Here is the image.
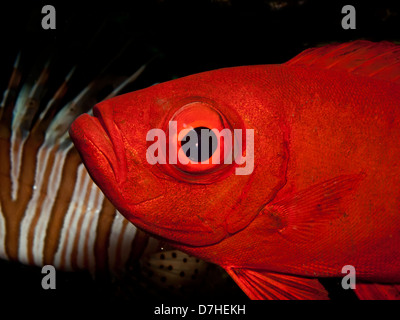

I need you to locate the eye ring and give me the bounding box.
[159,99,238,183]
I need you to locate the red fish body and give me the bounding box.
[70,41,400,299]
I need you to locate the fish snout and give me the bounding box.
[91,103,165,208]
[92,104,128,185]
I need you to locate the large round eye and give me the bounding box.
[164,100,236,181]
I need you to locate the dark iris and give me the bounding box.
[181,126,217,162]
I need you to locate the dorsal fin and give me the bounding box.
[285,40,400,84]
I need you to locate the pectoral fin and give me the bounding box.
[261,174,365,242]
[225,267,329,300]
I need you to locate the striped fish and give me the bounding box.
[0,51,160,274]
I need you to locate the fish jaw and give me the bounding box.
[92,104,128,186]
[69,112,123,206]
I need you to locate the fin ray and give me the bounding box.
[286,40,400,84]
[355,283,400,300]
[262,174,364,243]
[226,267,329,300]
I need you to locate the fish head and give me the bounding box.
[69,66,287,247]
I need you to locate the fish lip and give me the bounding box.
[69,113,120,190]
[92,104,128,185]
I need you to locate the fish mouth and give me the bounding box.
[92,104,128,184]
[69,107,126,200]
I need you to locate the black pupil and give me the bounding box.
[181,127,217,162]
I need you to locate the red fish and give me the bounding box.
[69,41,400,300]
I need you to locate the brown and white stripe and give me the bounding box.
[0,53,159,275]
